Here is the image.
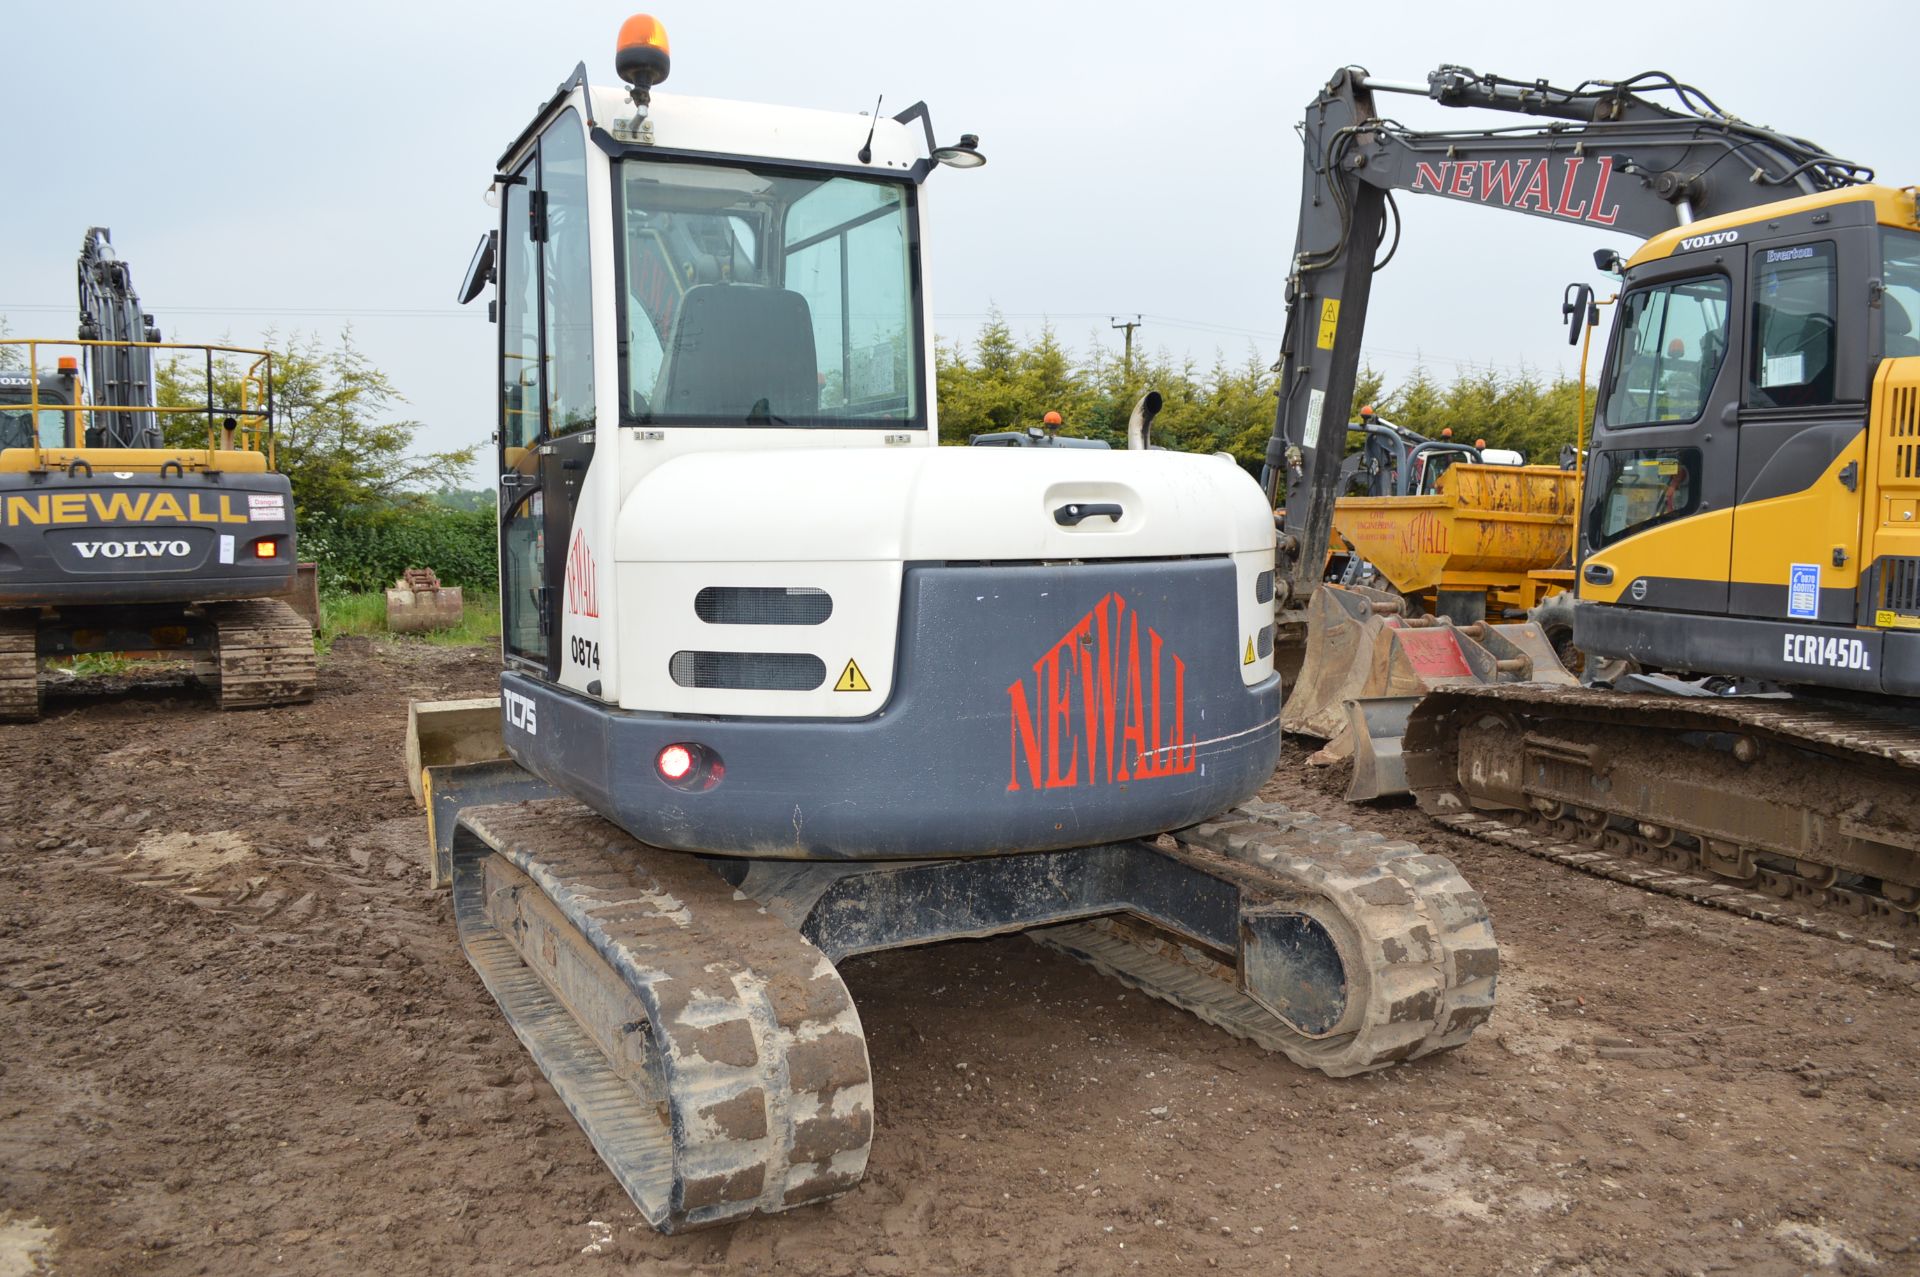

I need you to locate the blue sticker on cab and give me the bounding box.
[1788,563,1820,619]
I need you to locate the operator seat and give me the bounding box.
[656,285,819,421]
[1885,294,1920,358]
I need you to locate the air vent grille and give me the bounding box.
[1894,384,1918,479]
[1254,570,1275,604]
[669,651,826,691]
[1882,556,1920,617]
[695,587,832,626]
[1257,624,1275,659]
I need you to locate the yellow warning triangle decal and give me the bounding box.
[1243,636,1257,666]
[834,659,872,692]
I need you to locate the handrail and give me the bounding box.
[0,337,276,473]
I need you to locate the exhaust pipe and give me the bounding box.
[1126,390,1163,450]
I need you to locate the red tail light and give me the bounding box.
[656,742,723,790]
[657,743,694,781]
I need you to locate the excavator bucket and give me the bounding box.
[405,697,553,888]
[405,696,508,804]
[1282,585,1575,796]
[1345,695,1421,802]
[386,568,466,633]
[1282,586,1408,741]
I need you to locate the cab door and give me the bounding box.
[532,112,598,689]
[1727,235,1870,624]
[1581,249,1744,614]
[498,154,550,674]
[497,108,598,681]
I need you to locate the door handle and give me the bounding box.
[1583,563,1613,585]
[1054,502,1124,527]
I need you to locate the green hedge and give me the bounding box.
[301,505,497,594]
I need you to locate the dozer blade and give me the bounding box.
[405,696,509,805]
[1344,695,1421,801]
[450,800,874,1233]
[419,757,554,888]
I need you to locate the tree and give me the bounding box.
[933,319,1596,473]
[157,330,479,524]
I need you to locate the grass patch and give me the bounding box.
[319,590,501,651]
[45,652,141,677]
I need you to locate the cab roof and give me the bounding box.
[500,68,927,180]
[1629,183,1920,268]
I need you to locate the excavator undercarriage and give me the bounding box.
[0,598,315,720]
[1405,685,1920,956]
[418,720,1498,1230]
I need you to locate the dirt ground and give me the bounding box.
[1,641,1916,1277]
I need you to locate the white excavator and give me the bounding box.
[407,15,1497,1232]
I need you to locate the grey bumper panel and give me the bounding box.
[504,559,1282,860]
[1576,601,1920,695]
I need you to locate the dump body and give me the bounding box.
[1331,462,1576,615]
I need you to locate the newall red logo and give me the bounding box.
[1410,155,1622,226]
[1007,592,1195,791]
[565,528,597,617]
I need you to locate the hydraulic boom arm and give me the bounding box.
[75,227,163,448]
[1266,65,1870,608]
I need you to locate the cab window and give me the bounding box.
[541,116,595,435]
[0,404,68,449]
[1749,241,1836,407]
[500,173,542,453]
[1602,277,1729,426]
[615,160,921,427]
[1589,447,1703,549]
[1881,228,1920,359]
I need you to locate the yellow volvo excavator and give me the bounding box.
[1266,66,1919,946]
[0,230,315,717]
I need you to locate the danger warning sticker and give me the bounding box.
[834,659,871,692]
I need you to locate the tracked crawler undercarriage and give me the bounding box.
[433,779,1496,1232]
[0,599,314,720]
[1404,684,1920,956]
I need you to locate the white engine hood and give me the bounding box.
[614,446,1274,564]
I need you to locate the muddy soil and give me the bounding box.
[1,643,1916,1276]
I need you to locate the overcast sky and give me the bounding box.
[0,0,1901,483]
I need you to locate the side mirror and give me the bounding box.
[1562,282,1596,347]
[458,231,497,305]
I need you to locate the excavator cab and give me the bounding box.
[1575,186,1920,694]
[0,369,76,450]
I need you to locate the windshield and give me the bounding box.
[0,399,70,449]
[1884,228,1920,359]
[615,159,921,428]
